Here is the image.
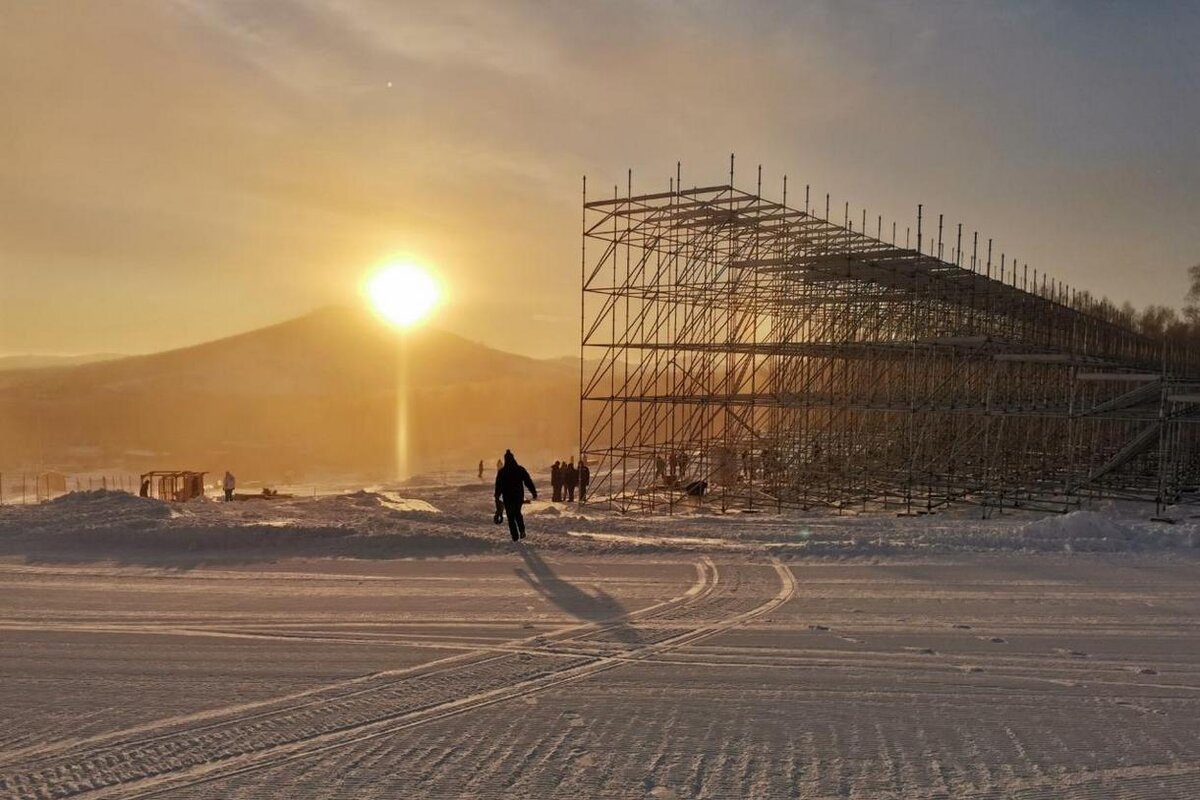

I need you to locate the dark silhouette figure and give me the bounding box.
[495,449,537,541]
[478,460,484,481]
[563,457,578,502]
[578,460,590,503]
[550,460,563,502]
[139,478,150,498]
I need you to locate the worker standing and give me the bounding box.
[563,458,579,502]
[222,471,236,502]
[578,459,590,503]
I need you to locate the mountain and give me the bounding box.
[0,307,579,481]
[0,353,123,371]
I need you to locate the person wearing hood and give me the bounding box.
[550,460,563,502]
[494,449,537,541]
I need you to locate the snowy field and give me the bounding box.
[1,487,1198,798]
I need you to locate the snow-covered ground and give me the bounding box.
[0,487,1198,798]
[1,482,1197,560]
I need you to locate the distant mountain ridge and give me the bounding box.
[0,307,579,480]
[0,353,124,371]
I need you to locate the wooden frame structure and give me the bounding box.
[140,471,207,503]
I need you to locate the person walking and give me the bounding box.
[550,460,563,502]
[495,449,537,541]
[222,471,236,502]
[578,459,590,503]
[563,457,578,502]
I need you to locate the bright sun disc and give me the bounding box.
[366,262,439,327]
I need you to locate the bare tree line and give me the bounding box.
[1075,263,1200,343]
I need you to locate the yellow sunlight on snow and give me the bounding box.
[365,261,441,328]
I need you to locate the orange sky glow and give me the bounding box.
[2,1,1198,359]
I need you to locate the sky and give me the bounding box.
[1,0,1198,359]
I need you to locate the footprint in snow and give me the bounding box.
[648,787,678,800]
[809,624,830,631]
[952,624,972,629]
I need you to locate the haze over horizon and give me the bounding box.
[3,0,1198,359]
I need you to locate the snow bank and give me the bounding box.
[1013,510,1198,552]
[1021,510,1133,542]
[0,489,171,535]
[1,486,1196,559]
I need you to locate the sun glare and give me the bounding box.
[366,261,440,328]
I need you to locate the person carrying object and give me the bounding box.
[494,449,537,541]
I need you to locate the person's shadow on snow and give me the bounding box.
[515,546,640,646]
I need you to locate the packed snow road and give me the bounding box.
[2,548,1198,799]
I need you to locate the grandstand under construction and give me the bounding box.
[579,162,1200,515]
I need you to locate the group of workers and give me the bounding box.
[550,458,589,503]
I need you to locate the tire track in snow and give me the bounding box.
[0,559,795,800]
[0,557,712,771]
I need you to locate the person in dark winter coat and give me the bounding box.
[563,457,579,502]
[578,460,590,503]
[550,460,563,502]
[495,449,537,541]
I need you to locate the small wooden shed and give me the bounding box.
[140,471,207,502]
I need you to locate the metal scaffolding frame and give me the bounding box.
[580,167,1200,515]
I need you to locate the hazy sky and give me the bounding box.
[2,1,1198,358]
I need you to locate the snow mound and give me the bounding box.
[325,490,440,514]
[49,488,168,511]
[1020,510,1132,541]
[0,489,172,538]
[378,492,440,514]
[1011,510,1195,552]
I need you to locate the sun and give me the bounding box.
[365,261,440,327]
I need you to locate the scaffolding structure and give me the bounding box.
[580,167,1200,514]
